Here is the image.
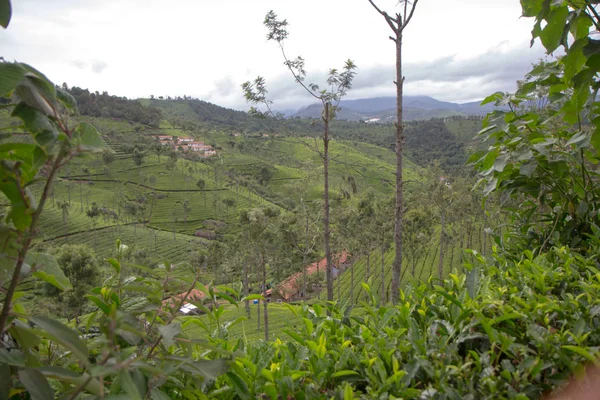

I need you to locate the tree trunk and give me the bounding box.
[381,245,386,304]
[323,104,333,301]
[350,261,354,305]
[391,30,405,305]
[438,210,445,280]
[244,263,250,318]
[263,255,269,341]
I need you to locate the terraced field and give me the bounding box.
[326,227,490,304]
[45,224,204,264]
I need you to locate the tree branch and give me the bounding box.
[403,0,419,28]
[367,0,400,33]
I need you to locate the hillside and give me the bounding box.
[291,95,506,122]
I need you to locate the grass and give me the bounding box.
[182,303,302,343]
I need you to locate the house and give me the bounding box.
[177,136,194,143]
[154,135,173,141]
[275,251,349,302]
[162,288,218,315]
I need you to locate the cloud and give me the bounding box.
[91,60,108,74]
[70,60,88,69]
[257,41,549,110]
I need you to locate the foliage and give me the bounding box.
[67,86,162,127]
[45,244,99,319]
[211,246,600,399]
[471,0,600,255]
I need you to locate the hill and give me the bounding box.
[291,95,505,122]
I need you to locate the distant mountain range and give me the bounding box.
[288,96,504,122]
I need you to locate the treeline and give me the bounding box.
[67,86,162,127]
[149,98,473,170]
[405,119,466,169]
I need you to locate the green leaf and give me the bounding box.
[157,323,181,348]
[562,345,597,362]
[183,359,227,381]
[86,295,111,315]
[539,6,569,53]
[9,321,40,354]
[566,130,588,146]
[73,122,108,152]
[56,87,78,111]
[592,120,600,152]
[30,316,89,365]
[11,103,59,147]
[520,162,538,177]
[0,63,24,96]
[119,371,143,400]
[150,390,172,400]
[38,367,101,396]
[484,177,498,196]
[18,369,54,400]
[482,149,499,170]
[27,252,71,291]
[493,153,509,172]
[0,349,25,367]
[481,92,504,106]
[106,258,121,273]
[520,0,542,17]
[226,371,250,400]
[14,75,56,116]
[0,363,10,400]
[466,267,479,299]
[0,0,11,28]
[332,370,359,378]
[241,294,265,302]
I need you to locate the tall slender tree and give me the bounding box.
[367,0,419,303]
[242,11,356,301]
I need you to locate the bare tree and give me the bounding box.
[242,10,356,301]
[367,0,419,304]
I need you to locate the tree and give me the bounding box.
[86,202,101,247]
[222,198,235,220]
[133,148,145,181]
[196,178,207,206]
[243,10,356,301]
[403,206,433,277]
[368,0,419,304]
[182,199,191,224]
[102,149,115,166]
[56,200,71,233]
[258,165,273,186]
[373,197,394,304]
[48,245,99,321]
[239,207,278,340]
[152,143,164,163]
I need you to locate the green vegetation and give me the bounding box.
[3,0,600,398]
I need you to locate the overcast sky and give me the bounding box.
[2,0,548,110]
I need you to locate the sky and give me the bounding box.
[2,0,549,111]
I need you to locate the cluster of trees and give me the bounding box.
[66,85,162,127]
[404,119,466,169]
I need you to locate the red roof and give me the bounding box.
[162,288,207,309]
[276,251,349,301]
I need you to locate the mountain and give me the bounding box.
[291,95,504,122]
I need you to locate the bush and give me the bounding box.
[211,246,600,399]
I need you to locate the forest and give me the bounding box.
[2,0,600,399]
